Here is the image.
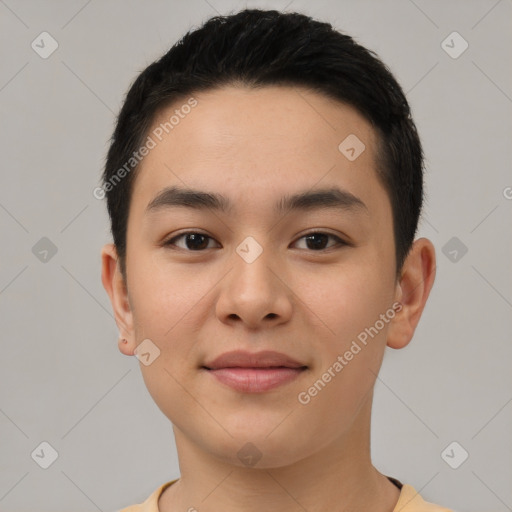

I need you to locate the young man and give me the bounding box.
[100,9,447,512]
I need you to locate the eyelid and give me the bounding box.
[291,230,348,250]
[164,230,219,249]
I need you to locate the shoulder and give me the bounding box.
[394,484,454,512]
[115,479,178,512]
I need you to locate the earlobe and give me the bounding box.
[117,336,135,356]
[386,238,436,350]
[101,243,135,355]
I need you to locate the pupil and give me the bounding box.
[187,234,208,250]
[306,233,327,250]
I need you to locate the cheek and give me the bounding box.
[304,260,390,341]
[129,253,210,336]
[129,264,206,421]
[301,257,394,395]
[296,277,391,435]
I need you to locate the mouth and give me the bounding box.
[201,350,308,393]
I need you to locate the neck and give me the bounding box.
[159,394,400,512]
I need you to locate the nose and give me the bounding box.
[215,242,293,330]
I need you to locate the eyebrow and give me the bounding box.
[145,185,369,216]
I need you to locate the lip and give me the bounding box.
[203,350,306,370]
[202,350,308,393]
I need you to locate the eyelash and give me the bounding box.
[163,231,348,252]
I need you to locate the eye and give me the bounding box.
[163,231,348,252]
[164,231,219,251]
[292,232,347,251]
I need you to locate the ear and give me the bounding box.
[386,237,436,350]
[101,243,135,356]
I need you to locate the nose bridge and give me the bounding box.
[216,233,292,327]
[232,234,277,296]
[235,234,266,266]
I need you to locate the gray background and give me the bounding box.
[1,0,511,511]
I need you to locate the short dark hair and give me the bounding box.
[102,8,424,282]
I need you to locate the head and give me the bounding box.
[101,9,435,468]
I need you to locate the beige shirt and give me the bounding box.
[117,477,454,512]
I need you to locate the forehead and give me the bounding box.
[129,85,389,223]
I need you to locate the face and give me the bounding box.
[106,85,407,467]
